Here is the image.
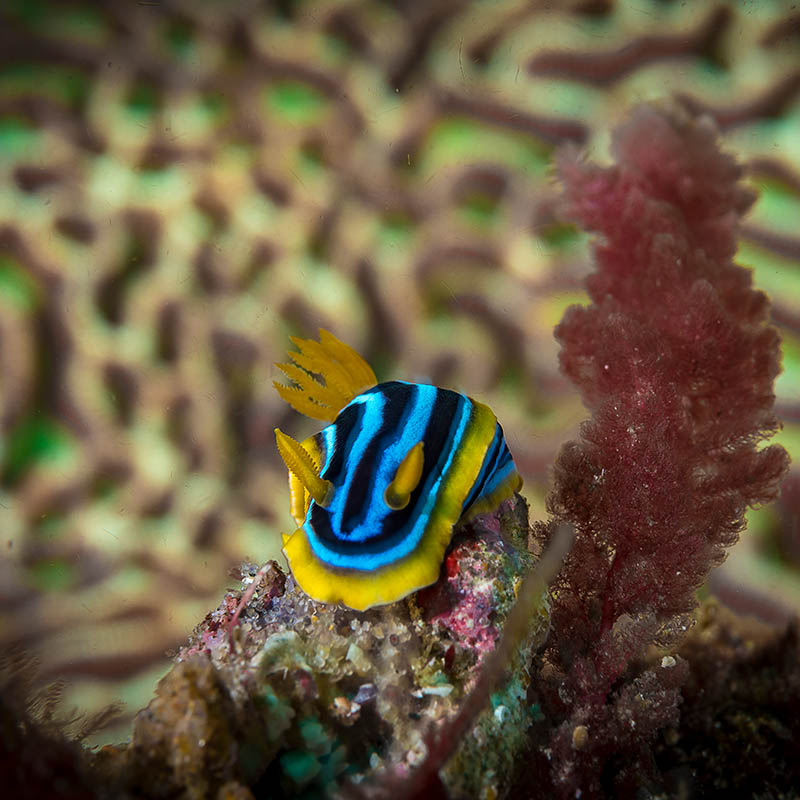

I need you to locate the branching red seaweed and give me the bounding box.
[530,103,790,797]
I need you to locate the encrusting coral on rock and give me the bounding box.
[92,494,549,799]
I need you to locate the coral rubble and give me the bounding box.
[92,495,548,799]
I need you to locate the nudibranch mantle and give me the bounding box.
[274,331,522,611]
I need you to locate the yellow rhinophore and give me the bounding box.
[384,441,425,510]
[274,428,333,509]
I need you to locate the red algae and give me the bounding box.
[528,103,790,797]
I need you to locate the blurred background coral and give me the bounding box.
[0,0,798,747]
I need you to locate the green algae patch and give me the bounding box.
[421,116,552,177]
[28,558,78,592]
[0,254,39,312]
[280,750,321,786]
[2,414,76,486]
[266,81,328,124]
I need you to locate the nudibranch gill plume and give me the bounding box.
[274,330,522,611]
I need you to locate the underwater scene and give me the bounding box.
[1,1,800,797]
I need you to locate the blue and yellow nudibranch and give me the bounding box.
[274,330,522,611]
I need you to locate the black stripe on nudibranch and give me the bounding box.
[374,385,468,542]
[339,382,415,535]
[321,402,358,482]
[308,382,477,556]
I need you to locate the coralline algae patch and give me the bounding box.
[92,495,549,799]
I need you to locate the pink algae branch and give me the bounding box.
[538,104,790,795]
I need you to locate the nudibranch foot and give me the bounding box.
[273,331,522,611]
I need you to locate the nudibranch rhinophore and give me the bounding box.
[274,330,522,611]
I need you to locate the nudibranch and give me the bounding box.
[273,330,522,611]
